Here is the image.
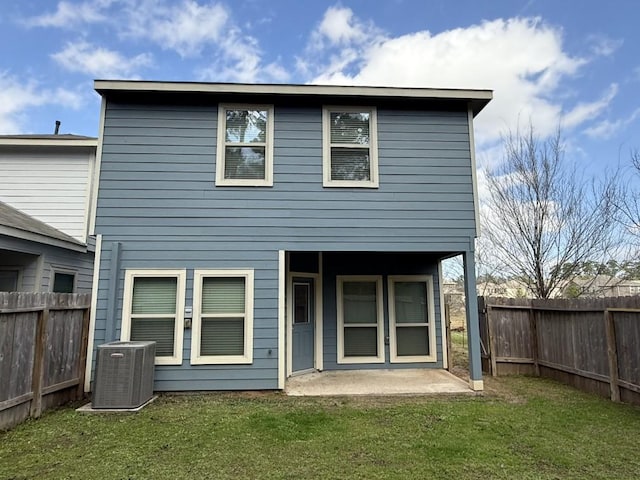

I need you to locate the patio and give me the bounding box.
[285,368,475,396]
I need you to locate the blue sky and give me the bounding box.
[1,0,639,175]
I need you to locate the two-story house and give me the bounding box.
[87,80,491,393]
[0,135,97,293]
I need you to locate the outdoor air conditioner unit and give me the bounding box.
[93,341,156,409]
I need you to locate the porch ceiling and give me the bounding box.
[285,369,474,396]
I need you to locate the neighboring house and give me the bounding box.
[564,275,640,298]
[476,279,532,298]
[87,80,492,393]
[0,135,97,293]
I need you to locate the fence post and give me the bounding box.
[529,307,540,376]
[30,307,48,418]
[604,309,621,402]
[486,304,497,376]
[76,307,91,400]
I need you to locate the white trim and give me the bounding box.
[387,275,437,363]
[94,80,493,105]
[287,271,321,377]
[278,250,286,389]
[84,234,102,392]
[0,138,97,147]
[469,379,484,391]
[336,275,384,364]
[121,269,186,365]
[215,104,274,187]
[322,106,379,188]
[89,98,106,236]
[316,252,323,371]
[81,150,96,243]
[190,269,254,365]
[49,266,77,293]
[467,108,480,237]
[438,262,448,370]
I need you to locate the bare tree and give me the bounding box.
[615,149,640,239]
[482,125,623,299]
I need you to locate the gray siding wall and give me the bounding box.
[94,100,476,390]
[0,236,94,293]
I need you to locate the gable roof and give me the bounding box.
[94,80,493,117]
[0,201,86,251]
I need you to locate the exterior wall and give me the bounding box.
[0,235,94,293]
[96,102,476,251]
[321,252,444,370]
[93,98,477,390]
[0,148,94,242]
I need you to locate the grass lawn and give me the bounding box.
[1,375,639,480]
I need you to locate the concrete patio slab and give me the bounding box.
[285,369,474,396]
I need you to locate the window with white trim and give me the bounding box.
[388,275,437,363]
[191,269,254,365]
[323,106,378,188]
[216,104,274,186]
[336,275,384,363]
[121,270,186,365]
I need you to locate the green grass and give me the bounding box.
[1,377,639,479]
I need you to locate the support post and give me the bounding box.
[30,308,48,418]
[529,307,540,376]
[604,309,620,402]
[463,250,483,391]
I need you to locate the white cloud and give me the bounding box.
[25,0,111,28]
[584,108,640,140]
[52,41,153,78]
[588,35,623,57]
[562,83,618,129]
[123,0,228,57]
[314,6,380,46]
[302,11,591,145]
[0,73,85,133]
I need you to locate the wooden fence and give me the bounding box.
[0,292,91,430]
[479,296,640,405]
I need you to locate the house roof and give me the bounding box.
[0,201,86,251]
[0,134,97,148]
[94,80,493,117]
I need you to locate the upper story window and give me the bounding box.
[216,104,274,187]
[323,106,378,188]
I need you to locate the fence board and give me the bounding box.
[480,296,640,406]
[0,293,90,431]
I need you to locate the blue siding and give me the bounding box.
[93,99,476,390]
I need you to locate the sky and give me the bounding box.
[1,0,639,176]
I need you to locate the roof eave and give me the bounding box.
[0,138,98,148]
[0,225,87,252]
[94,80,493,116]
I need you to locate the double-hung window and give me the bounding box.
[323,106,378,188]
[191,269,254,364]
[336,275,384,363]
[121,269,186,365]
[216,104,274,186]
[388,275,437,362]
